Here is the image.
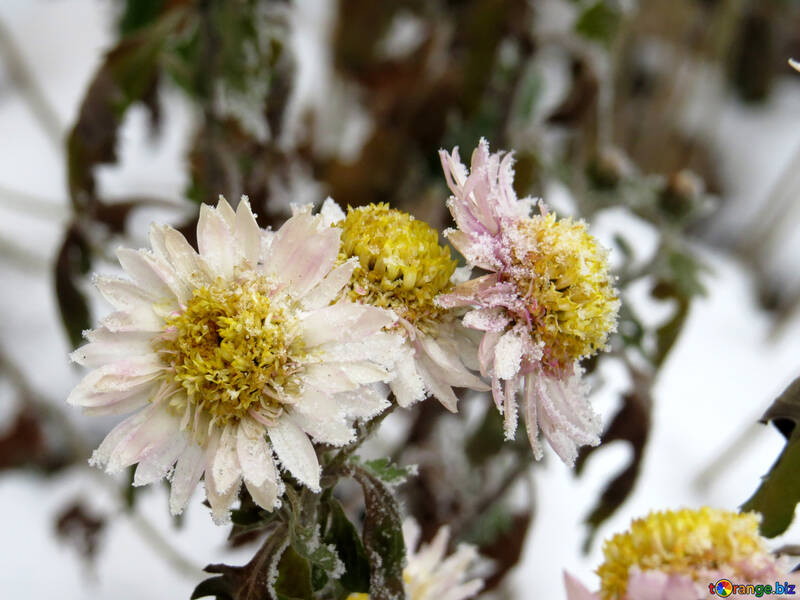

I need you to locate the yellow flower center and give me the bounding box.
[509,213,618,373]
[155,275,307,427]
[598,508,767,600]
[337,204,457,333]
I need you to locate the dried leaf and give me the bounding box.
[54,500,106,564]
[54,225,92,348]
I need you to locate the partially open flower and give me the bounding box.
[565,507,798,600]
[438,139,619,465]
[347,519,483,600]
[324,200,488,412]
[68,197,400,523]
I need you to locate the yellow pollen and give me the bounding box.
[509,213,618,374]
[597,508,768,600]
[154,276,306,426]
[337,203,457,332]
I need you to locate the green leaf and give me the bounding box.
[192,523,289,600]
[353,457,416,486]
[274,546,314,600]
[574,1,620,45]
[742,376,800,537]
[323,499,371,593]
[283,487,344,580]
[348,464,406,600]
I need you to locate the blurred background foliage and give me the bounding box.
[3,0,800,596]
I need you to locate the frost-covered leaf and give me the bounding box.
[323,498,371,593]
[283,487,344,582]
[348,464,406,600]
[192,523,289,600]
[742,376,800,537]
[352,457,415,487]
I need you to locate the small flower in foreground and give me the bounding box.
[68,196,401,523]
[347,519,483,600]
[437,139,619,465]
[323,200,488,412]
[565,507,799,600]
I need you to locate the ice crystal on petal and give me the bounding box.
[68,196,399,522]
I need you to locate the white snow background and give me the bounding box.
[1,1,800,598]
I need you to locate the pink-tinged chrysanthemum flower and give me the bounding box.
[320,199,488,412]
[347,519,483,600]
[437,139,619,465]
[68,197,402,523]
[564,508,800,600]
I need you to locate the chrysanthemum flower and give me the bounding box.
[437,139,619,465]
[321,200,488,411]
[347,519,483,600]
[564,507,799,600]
[68,197,402,523]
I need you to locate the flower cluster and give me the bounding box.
[565,507,799,600]
[438,139,619,465]
[67,140,618,529]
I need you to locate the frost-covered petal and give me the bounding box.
[416,358,460,412]
[300,258,358,310]
[237,417,277,489]
[163,226,213,288]
[198,203,236,279]
[493,328,524,380]
[265,209,341,297]
[291,409,355,446]
[89,406,154,469]
[169,442,205,516]
[235,196,262,266]
[319,196,345,226]
[117,247,190,304]
[105,406,180,473]
[317,332,404,368]
[67,356,164,405]
[134,433,188,486]
[216,195,237,227]
[268,416,320,492]
[564,573,599,600]
[212,421,243,495]
[389,353,426,408]
[70,331,156,368]
[94,275,157,312]
[245,477,280,512]
[502,375,519,440]
[462,307,511,332]
[333,387,391,420]
[416,334,488,391]
[301,302,396,346]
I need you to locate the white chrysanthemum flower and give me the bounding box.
[320,199,488,412]
[347,519,483,600]
[68,196,402,523]
[438,139,619,465]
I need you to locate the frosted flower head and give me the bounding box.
[68,196,401,523]
[438,139,619,465]
[565,507,795,600]
[347,519,483,600]
[325,200,488,412]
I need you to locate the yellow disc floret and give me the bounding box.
[598,508,767,599]
[337,204,457,333]
[509,213,618,374]
[155,275,306,427]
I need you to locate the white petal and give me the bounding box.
[134,433,188,486]
[389,353,426,408]
[94,275,157,312]
[245,477,280,512]
[205,473,240,525]
[163,226,212,288]
[301,302,395,347]
[503,376,519,440]
[216,195,237,227]
[265,211,341,297]
[417,334,488,391]
[235,196,261,266]
[493,328,524,380]
[117,248,189,303]
[212,421,243,495]
[268,416,320,492]
[237,417,277,488]
[416,359,459,412]
[149,223,170,262]
[105,407,180,473]
[319,196,345,226]
[81,385,156,416]
[291,409,355,446]
[524,374,544,460]
[303,364,359,393]
[70,333,156,368]
[89,407,152,468]
[334,387,390,419]
[169,442,205,516]
[301,258,358,310]
[318,332,404,368]
[67,356,164,405]
[198,203,236,279]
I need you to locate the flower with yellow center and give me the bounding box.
[438,139,619,465]
[345,519,483,600]
[321,200,488,411]
[68,197,403,523]
[564,507,797,600]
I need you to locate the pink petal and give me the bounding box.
[563,572,599,600]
